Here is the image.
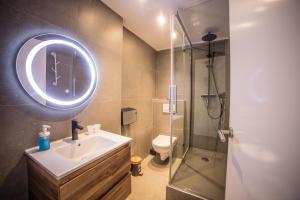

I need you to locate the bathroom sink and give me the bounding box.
[54,136,117,161]
[25,130,131,179]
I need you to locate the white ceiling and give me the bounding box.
[102,0,229,50]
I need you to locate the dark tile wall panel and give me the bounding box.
[0,1,123,199]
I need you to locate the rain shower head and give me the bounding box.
[202,32,217,42]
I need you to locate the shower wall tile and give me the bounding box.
[191,134,217,151]
[172,128,184,157]
[194,59,209,97]
[174,50,185,98]
[191,41,229,153]
[191,134,227,153]
[224,40,230,130]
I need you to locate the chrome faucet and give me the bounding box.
[71,119,83,140]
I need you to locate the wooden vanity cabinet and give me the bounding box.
[27,145,131,200]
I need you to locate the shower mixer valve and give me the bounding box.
[217,127,233,143]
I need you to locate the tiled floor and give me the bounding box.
[171,148,227,200]
[127,155,181,200]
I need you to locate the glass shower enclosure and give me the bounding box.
[168,7,230,200]
[169,13,192,180]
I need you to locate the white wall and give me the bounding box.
[226,0,300,199]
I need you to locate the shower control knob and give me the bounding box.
[218,130,226,143]
[217,127,233,143]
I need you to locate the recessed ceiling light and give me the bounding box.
[157,13,166,26]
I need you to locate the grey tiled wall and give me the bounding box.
[0,1,123,199]
[121,28,156,159]
[155,48,191,159]
[191,41,229,152]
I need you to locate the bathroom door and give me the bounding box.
[226,0,300,199]
[169,15,192,179]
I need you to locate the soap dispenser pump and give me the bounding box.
[39,125,51,151]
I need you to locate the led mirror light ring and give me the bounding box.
[25,39,97,106]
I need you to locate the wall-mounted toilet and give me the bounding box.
[152,134,177,161]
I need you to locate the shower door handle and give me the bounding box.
[169,85,177,114]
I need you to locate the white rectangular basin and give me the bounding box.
[55,136,117,161]
[25,130,132,180]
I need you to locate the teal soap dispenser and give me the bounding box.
[39,125,51,151]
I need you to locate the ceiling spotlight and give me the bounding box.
[157,13,166,26]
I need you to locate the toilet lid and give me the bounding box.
[152,135,177,147]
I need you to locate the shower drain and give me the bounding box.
[201,157,209,162]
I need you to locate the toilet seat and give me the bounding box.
[152,135,177,148]
[152,134,177,161]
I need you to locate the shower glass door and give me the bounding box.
[169,14,192,180]
[168,2,229,199]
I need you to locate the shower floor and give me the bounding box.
[171,147,227,200]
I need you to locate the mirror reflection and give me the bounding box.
[16,34,97,109]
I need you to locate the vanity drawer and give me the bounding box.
[101,173,131,200]
[59,146,131,200]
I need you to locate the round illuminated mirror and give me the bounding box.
[16,34,98,109]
